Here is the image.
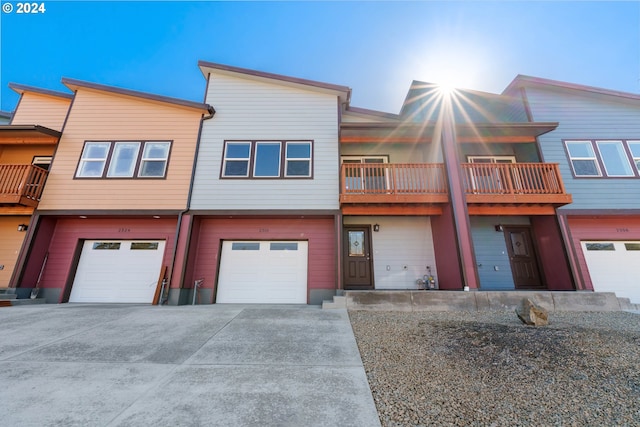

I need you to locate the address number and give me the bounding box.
[17,2,46,13]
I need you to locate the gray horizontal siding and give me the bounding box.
[191,73,340,210]
[525,87,640,210]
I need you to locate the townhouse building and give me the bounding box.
[13,79,211,303]
[505,76,640,304]
[0,85,71,289]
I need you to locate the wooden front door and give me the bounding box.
[343,226,373,289]
[503,226,544,289]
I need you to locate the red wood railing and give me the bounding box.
[341,163,447,197]
[461,162,567,195]
[0,164,49,206]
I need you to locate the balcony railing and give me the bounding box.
[340,162,571,206]
[0,164,49,207]
[340,163,448,204]
[461,162,568,198]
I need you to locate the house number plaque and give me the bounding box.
[259,228,269,233]
[118,228,131,233]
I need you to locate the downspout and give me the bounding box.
[164,105,215,304]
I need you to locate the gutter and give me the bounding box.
[164,105,215,304]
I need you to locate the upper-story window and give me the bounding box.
[628,141,640,173]
[76,141,171,179]
[221,140,313,179]
[564,139,640,178]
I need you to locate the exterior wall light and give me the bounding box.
[494,225,503,232]
[373,224,380,232]
[17,224,28,232]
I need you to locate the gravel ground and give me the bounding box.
[349,311,640,426]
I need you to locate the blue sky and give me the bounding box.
[1,1,639,113]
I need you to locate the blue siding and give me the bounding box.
[525,87,640,210]
[470,216,530,290]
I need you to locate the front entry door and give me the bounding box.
[343,226,373,289]
[503,226,544,289]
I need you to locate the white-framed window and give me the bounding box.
[107,142,141,177]
[254,141,282,178]
[628,141,640,173]
[565,141,602,177]
[77,142,111,177]
[76,141,171,179]
[285,141,312,177]
[222,142,251,177]
[595,140,634,177]
[138,142,170,178]
[221,140,313,179]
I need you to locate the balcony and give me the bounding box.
[461,162,571,206]
[0,164,49,207]
[340,162,571,215]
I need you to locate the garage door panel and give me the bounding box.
[69,240,165,303]
[217,241,307,304]
[582,241,640,304]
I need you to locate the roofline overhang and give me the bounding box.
[0,124,62,143]
[9,83,74,100]
[198,60,352,105]
[340,121,559,143]
[503,74,640,102]
[61,78,212,113]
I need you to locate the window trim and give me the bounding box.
[75,140,172,180]
[220,140,314,179]
[563,139,640,179]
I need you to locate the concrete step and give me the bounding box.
[344,290,628,312]
[322,296,346,309]
[0,294,17,300]
[0,287,17,295]
[8,298,46,306]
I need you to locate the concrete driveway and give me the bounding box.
[0,304,380,426]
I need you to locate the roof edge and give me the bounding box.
[9,83,74,100]
[61,78,212,112]
[198,60,351,101]
[344,106,399,120]
[504,74,640,102]
[0,124,62,137]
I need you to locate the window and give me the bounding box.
[107,142,140,177]
[254,142,281,177]
[76,141,171,179]
[92,242,121,250]
[565,141,601,177]
[222,142,251,177]
[77,142,110,177]
[585,243,615,251]
[139,142,170,177]
[285,142,312,177]
[130,242,159,250]
[565,140,640,178]
[628,141,640,173]
[596,141,633,177]
[221,140,312,178]
[231,242,260,250]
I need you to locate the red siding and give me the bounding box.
[567,216,640,292]
[32,217,177,302]
[431,205,464,290]
[188,217,336,303]
[531,216,574,290]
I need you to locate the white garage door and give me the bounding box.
[217,241,308,304]
[69,240,165,303]
[581,241,640,304]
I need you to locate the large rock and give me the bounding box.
[516,298,549,326]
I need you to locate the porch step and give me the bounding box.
[344,290,630,312]
[618,297,640,311]
[322,296,347,309]
[9,298,46,306]
[0,287,17,295]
